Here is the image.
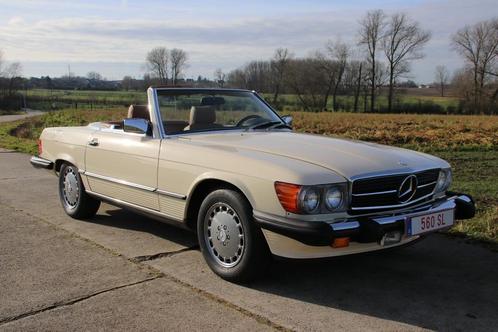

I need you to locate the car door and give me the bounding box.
[84,130,161,211]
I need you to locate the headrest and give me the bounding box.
[189,106,216,124]
[127,105,150,121]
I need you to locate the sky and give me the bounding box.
[0,0,496,83]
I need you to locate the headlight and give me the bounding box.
[298,187,320,213]
[435,169,452,193]
[325,186,343,211]
[275,182,348,214]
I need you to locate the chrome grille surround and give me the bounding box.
[350,169,440,214]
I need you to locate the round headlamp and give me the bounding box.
[436,169,452,193]
[298,187,320,213]
[325,187,343,210]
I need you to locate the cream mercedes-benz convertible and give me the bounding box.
[31,87,475,281]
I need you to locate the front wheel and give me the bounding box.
[197,189,271,282]
[59,163,101,219]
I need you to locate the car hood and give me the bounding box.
[181,131,448,180]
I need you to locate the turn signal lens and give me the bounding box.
[332,237,350,248]
[274,182,301,214]
[37,139,42,156]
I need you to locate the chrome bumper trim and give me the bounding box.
[330,221,360,232]
[30,156,54,169]
[371,196,459,226]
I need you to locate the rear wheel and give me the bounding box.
[59,163,100,219]
[197,189,271,282]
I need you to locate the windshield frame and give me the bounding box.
[152,88,285,138]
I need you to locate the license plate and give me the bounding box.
[407,209,454,236]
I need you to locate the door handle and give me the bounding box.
[88,138,99,146]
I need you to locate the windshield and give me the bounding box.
[156,89,283,135]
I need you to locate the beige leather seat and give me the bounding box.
[127,105,150,121]
[184,106,223,131]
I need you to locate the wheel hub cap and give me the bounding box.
[205,203,245,268]
[63,168,79,207]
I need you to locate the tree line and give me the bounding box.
[1,11,497,115]
[223,12,497,114]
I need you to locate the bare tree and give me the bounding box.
[347,60,365,112]
[452,18,498,111]
[146,47,169,84]
[244,61,271,92]
[214,68,226,87]
[435,65,449,97]
[315,40,349,111]
[328,40,349,111]
[4,62,23,96]
[359,9,386,112]
[170,48,188,86]
[270,48,292,104]
[87,71,103,81]
[0,50,4,76]
[122,76,133,91]
[314,52,336,110]
[286,58,326,112]
[383,13,431,112]
[226,68,247,89]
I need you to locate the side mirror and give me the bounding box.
[281,115,293,127]
[123,118,152,136]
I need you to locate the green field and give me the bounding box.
[0,108,496,247]
[20,88,461,114]
[262,92,460,113]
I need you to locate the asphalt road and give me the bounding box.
[0,110,44,123]
[0,149,497,331]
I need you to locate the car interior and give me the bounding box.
[102,95,266,135]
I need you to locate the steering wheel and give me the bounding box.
[236,114,264,127]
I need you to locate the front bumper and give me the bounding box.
[254,193,475,247]
[30,156,54,169]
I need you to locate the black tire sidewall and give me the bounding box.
[197,189,269,282]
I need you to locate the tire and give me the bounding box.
[197,189,271,282]
[58,163,101,219]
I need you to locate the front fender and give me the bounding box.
[187,171,285,216]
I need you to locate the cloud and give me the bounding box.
[7,16,24,26]
[1,0,496,81]
[0,13,358,67]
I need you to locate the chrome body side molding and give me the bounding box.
[156,189,187,200]
[82,170,187,200]
[83,171,156,192]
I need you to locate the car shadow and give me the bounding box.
[83,205,197,248]
[250,235,498,330]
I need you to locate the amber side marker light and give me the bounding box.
[332,237,350,248]
[274,182,301,214]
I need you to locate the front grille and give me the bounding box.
[350,169,439,214]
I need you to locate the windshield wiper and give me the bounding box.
[244,120,282,131]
